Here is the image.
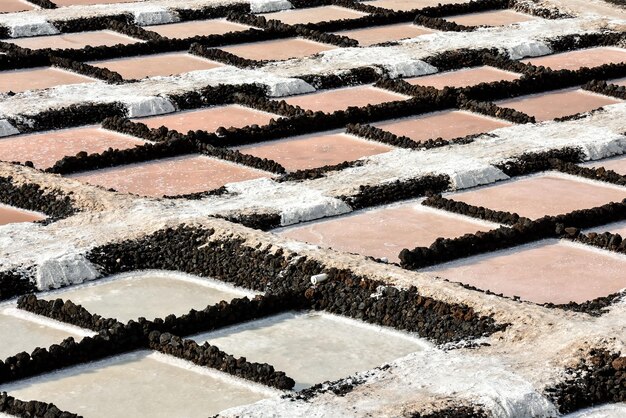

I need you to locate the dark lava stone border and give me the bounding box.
[0,392,80,418]
[0,175,76,221]
[0,269,35,302]
[583,79,626,100]
[545,349,625,413]
[422,194,525,225]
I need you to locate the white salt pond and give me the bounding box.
[0,351,274,418]
[42,270,257,323]
[192,311,429,390]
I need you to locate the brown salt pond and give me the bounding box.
[7,31,139,50]
[281,85,409,113]
[0,307,90,360]
[0,126,146,169]
[365,0,468,11]
[405,65,521,89]
[89,53,222,80]
[444,10,537,26]
[0,204,46,226]
[334,23,435,46]
[220,38,336,61]
[260,5,367,25]
[145,19,252,39]
[134,105,278,133]
[373,110,511,143]
[449,173,626,219]
[422,239,626,304]
[70,154,270,197]
[0,0,35,13]
[0,351,270,418]
[0,67,95,94]
[581,155,626,175]
[496,88,623,121]
[521,47,626,71]
[237,131,394,171]
[277,202,496,262]
[193,311,427,390]
[43,271,256,323]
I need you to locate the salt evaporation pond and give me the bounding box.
[0,204,45,226]
[193,311,429,390]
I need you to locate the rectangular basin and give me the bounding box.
[521,47,626,71]
[260,6,367,25]
[145,19,252,39]
[0,204,46,226]
[89,53,222,80]
[405,66,521,89]
[220,38,336,61]
[7,31,140,50]
[0,67,95,94]
[364,0,469,11]
[0,0,35,13]
[581,155,626,175]
[444,10,537,26]
[281,85,409,113]
[587,220,626,236]
[334,23,434,46]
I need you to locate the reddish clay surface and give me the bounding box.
[237,132,393,171]
[145,19,251,39]
[582,155,626,175]
[335,23,434,46]
[0,126,145,169]
[521,47,626,71]
[260,6,367,25]
[405,66,521,89]
[496,88,623,121]
[89,53,222,80]
[70,155,270,197]
[0,205,45,226]
[424,240,626,304]
[134,105,278,133]
[220,38,336,61]
[0,0,35,13]
[8,31,139,50]
[54,0,140,5]
[450,173,626,219]
[373,110,511,142]
[282,85,409,113]
[0,67,95,93]
[366,0,468,11]
[278,204,492,262]
[445,10,536,26]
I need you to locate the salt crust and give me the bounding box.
[249,0,292,14]
[563,405,626,418]
[0,120,19,138]
[1,307,96,338]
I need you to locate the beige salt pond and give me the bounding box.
[134,105,278,133]
[193,311,428,390]
[405,65,521,89]
[373,110,511,143]
[423,239,626,304]
[364,0,468,11]
[0,67,95,94]
[260,6,367,25]
[444,10,537,27]
[220,38,335,61]
[42,271,257,323]
[496,88,622,121]
[69,154,270,197]
[581,155,626,175]
[145,19,251,39]
[521,47,626,71]
[0,351,271,418]
[7,31,139,50]
[277,202,497,262]
[0,204,45,226]
[334,23,434,46]
[281,85,409,113]
[449,173,626,219]
[0,0,35,13]
[0,126,146,169]
[237,131,394,172]
[89,53,222,80]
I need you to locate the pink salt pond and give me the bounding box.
[89,53,222,80]
[581,155,626,175]
[220,38,335,61]
[7,31,139,50]
[70,155,270,197]
[444,10,537,26]
[334,23,435,46]
[134,105,278,133]
[277,203,495,262]
[0,0,35,13]
[260,6,367,25]
[0,204,45,226]
[521,47,626,71]
[54,0,141,5]
[405,66,521,89]
[0,126,146,169]
[373,110,511,143]
[237,131,394,171]
[423,239,626,304]
[281,85,409,113]
[145,19,252,39]
[450,173,626,219]
[0,67,95,93]
[365,0,468,11]
[496,88,622,121]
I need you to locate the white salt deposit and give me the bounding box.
[0,120,19,138]
[249,0,292,14]
[34,253,100,291]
